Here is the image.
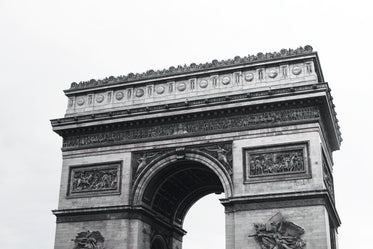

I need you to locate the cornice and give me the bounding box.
[52,205,187,236]
[65,46,315,93]
[52,83,328,129]
[220,189,341,228]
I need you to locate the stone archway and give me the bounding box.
[51,47,342,249]
[130,149,233,248]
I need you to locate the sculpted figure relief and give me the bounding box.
[73,231,105,249]
[71,167,118,193]
[249,213,306,249]
[249,150,304,176]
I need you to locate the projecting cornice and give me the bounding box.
[51,46,341,151]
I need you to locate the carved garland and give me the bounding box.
[63,106,320,150]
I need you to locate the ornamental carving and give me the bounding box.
[322,154,334,200]
[249,149,304,176]
[249,212,306,249]
[69,46,313,90]
[69,162,121,197]
[73,231,105,249]
[63,107,320,150]
[199,143,233,175]
[131,142,233,184]
[244,143,309,182]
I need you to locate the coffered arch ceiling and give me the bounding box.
[142,160,224,225]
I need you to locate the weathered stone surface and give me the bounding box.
[51,47,341,249]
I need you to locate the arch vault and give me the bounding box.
[51,46,342,249]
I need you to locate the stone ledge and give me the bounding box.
[221,189,341,228]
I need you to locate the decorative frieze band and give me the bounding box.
[67,162,122,198]
[243,143,310,183]
[62,106,320,150]
[66,60,317,115]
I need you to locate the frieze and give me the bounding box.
[68,162,121,197]
[244,143,310,183]
[131,142,233,184]
[63,106,320,150]
[68,46,313,91]
[67,61,316,113]
[248,212,306,249]
[72,231,105,249]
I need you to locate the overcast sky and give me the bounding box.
[0,1,372,249]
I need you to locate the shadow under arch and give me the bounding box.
[151,235,168,249]
[131,148,233,225]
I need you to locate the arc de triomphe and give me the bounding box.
[51,46,341,249]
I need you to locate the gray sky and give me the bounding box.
[0,0,372,248]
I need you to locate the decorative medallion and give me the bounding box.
[244,73,254,82]
[292,66,302,75]
[136,88,145,97]
[177,82,186,91]
[199,80,208,88]
[73,231,105,249]
[115,91,124,100]
[244,143,309,182]
[76,97,85,106]
[249,212,306,249]
[222,76,231,85]
[268,69,278,79]
[96,94,105,103]
[68,162,121,197]
[156,85,165,94]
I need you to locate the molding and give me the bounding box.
[52,84,328,128]
[220,190,341,227]
[52,205,186,238]
[61,105,321,151]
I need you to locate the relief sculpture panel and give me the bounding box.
[68,162,121,197]
[244,143,309,183]
[63,107,320,150]
[249,212,306,249]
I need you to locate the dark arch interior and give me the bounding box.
[142,160,224,224]
[151,239,165,249]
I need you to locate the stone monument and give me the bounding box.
[51,46,341,249]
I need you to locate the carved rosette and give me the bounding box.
[249,213,306,249]
[244,143,310,183]
[73,231,105,249]
[68,162,121,197]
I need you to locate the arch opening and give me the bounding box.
[142,160,225,225]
